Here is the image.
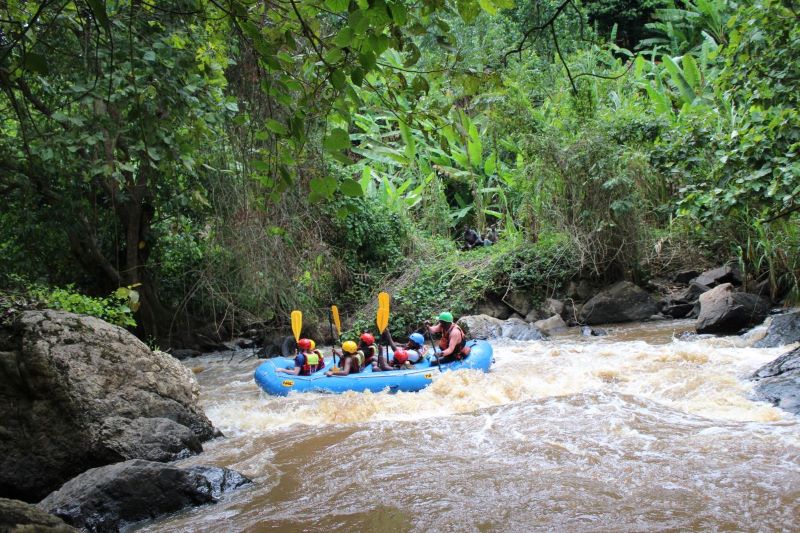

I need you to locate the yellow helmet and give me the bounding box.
[342,340,357,354]
[309,339,316,350]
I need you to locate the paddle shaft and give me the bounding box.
[328,310,337,367]
[427,324,443,372]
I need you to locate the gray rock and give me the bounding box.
[753,310,800,348]
[678,282,711,303]
[567,280,594,301]
[751,347,800,415]
[0,310,218,501]
[473,298,513,320]
[524,309,541,323]
[38,460,250,532]
[542,298,565,317]
[692,264,742,288]
[98,417,202,463]
[501,318,546,341]
[673,270,700,284]
[533,315,568,335]
[504,290,534,317]
[458,315,545,341]
[662,302,695,319]
[696,283,771,334]
[185,466,252,499]
[580,326,608,337]
[458,315,505,339]
[0,497,77,532]
[170,348,202,360]
[579,281,659,325]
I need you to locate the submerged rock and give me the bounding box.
[0,497,77,532]
[753,310,800,348]
[751,347,800,415]
[695,283,770,334]
[0,310,219,502]
[38,460,251,532]
[579,281,659,325]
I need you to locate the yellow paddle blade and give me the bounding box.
[331,305,341,336]
[290,310,302,341]
[376,305,389,334]
[378,291,390,315]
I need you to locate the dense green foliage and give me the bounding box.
[1,0,797,345]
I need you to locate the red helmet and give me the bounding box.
[297,338,311,350]
[393,349,409,364]
[360,333,375,345]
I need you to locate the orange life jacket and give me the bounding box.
[439,323,469,359]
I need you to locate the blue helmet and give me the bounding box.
[409,333,425,346]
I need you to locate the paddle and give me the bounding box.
[330,304,342,367]
[291,310,302,346]
[427,319,443,372]
[377,292,390,367]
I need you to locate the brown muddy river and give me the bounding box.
[139,320,800,532]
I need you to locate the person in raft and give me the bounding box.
[380,330,429,364]
[372,348,412,371]
[326,341,364,376]
[425,312,471,365]
[308,339,325,369]
[275,338,324,376]
[357,332,380,367]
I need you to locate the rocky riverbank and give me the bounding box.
[0,310,250,530]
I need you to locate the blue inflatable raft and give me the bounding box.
[254,339,493,396]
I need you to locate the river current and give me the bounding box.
[140,320,800,532]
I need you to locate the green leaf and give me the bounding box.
[484,152,497,175]
[478,0,497,15]
[340,178,363,197]
[681,54,701,90]
[351,67,365,86]
[457,0,481,22]
[399,121,416,160]
[323,128,351,151]
[333,27,354,48]
[662,55,695,105]
[310,176,338,199]
[467,122,482,168]
[325,0,350,12]
[265,119,288,135]
[143,50,156,62]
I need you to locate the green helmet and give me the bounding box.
[438,311,454,322]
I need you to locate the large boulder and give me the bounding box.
[695,283,771,334]
[504,290,534,317]
[692,264,742,288]
[500,318,547,341]
[458,315,545,341]
[533,315,568,336]
[753,310,800,348]
[661,282,711,319]
[751,347,800,415]
[578,281,659,325]
[0,310,219,502]
[0,497,77,532]
[472,297,512,320]
[38,460,250,532]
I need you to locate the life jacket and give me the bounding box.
[341,351,364,374]
[299,351,323,376]
[354,350,365,371]
[311,349,324,368]
[362,344,379,362]
[439,323,469,359]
